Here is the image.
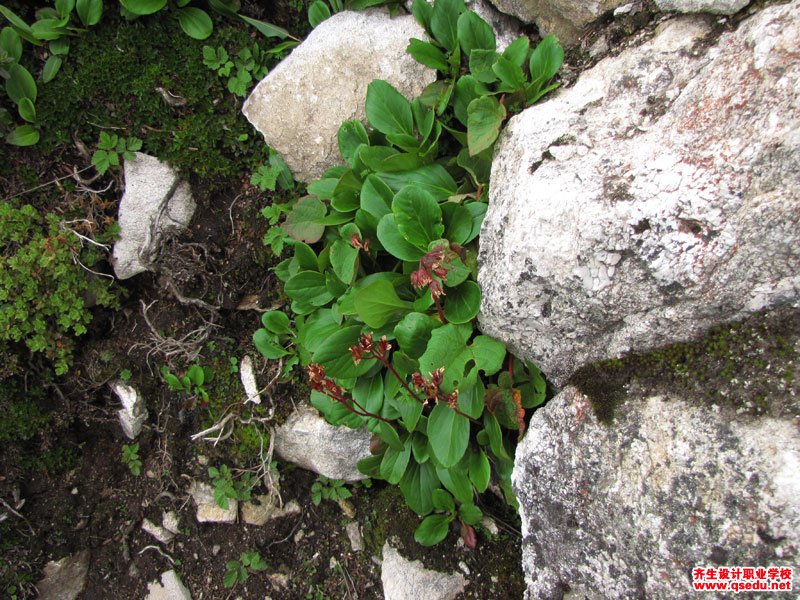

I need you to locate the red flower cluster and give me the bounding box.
[350,233,370,252]
[411,368,458,407]
[349,333,391,365]
[410,247,449,301]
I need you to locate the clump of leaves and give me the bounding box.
[91,132,142,175]
[223,550,267,588]
[208,464,253,509]
[252,310,300,376]
[310,475,352,506]
[161,363,214,408]
[121,443,142,476]
[258,0,558,547]
[203,42,285,97]
[0,202,118,374]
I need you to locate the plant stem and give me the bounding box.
[375,355,425,404]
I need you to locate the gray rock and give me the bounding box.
[479,4,800,386]
[274,404,373,481]
[113,380,147,440]
[345,521,364,552]
[141,517,175,545]
[145,570,192,600]
[188,481,237,523]
[243,10,436,183]
[240,355,260,404]
[381,542,467,600]
[467,0,525,51]
[36,550,90,600]
[486,0,629,45]
[112,153,195,280]
[655,0,749,14]
[513,386,800,599]
[240,496,301,526]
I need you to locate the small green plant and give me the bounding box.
[120,368,132,381]
[208,464,253,509]
[260,202,295,256]
[310,475,352,506]
[228,356,239,374]
[252,310,300,375]
[203,42,272,97]
[413,488,481,546]
[223,550,267,588]
[121,443,142,476]
[91,132,142,175]
[251,148,294,192]
[161,363,214,408]
[307,0,401,28]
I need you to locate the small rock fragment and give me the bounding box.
[345,521,364,552]
[240,496,301,526]
[37,550,90,600]
[141,518,175,545]
[145,570,192,600]
[381,542,467,600]
[113,381,148,440]
[162,510,180,535]
[188,481,237,523]
[240,355,260,404]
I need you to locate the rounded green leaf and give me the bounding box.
[353,280,412,329]
[406,38,448,71]
[312,325,372,379]
[0,27,22,62]
[380,442,411,484]
[432,488,455,513]
[459,503,483,525]
[308,0,330,27]
[178,7,213,40]
[365,79,414,137]
[441,203,472,245]
[391,393,424,432]
[49,37,70,56]
[261,310,291,335]
[430,0,464,52]
[330,239,359,285]
[5,124,39,146]
[337,119,368,165]
[6,64,36,103]
[400,461,439,515]
[529,34,564,88]
[17,97,36,123]
[428,404,470,468]
[42,55,62,83]
[435,465,473,504]
[443,280,481,324]
[414,514,451,546]
[467,95,505,156]
[393,312,441,359]
[468,448,490,493]
[360,174,393,220]
[284,271,332,307]
[391,186,444,250]
[377,214,424,262]
[76,0,103,26]
[283,196,326,243]
[457,11,495,57]
[119,0,167,16]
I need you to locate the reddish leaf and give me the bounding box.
[460,521,477,549]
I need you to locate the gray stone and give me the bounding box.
[381,542,467,600]
[162,510,180,535]
[112,153,195,280]
[655,0,749,14]
[113,380,147,440]
[486,0,629,45]
[274,404,373,481]
[240,496,301,526]
[36,550,90,600]
[513,386,800,599]
[141,518,174,545]
[188,481,237,523]
[240,355,260,404]
[242,10,436,183]
[345,521,364,552]
[479,5,800,386]
[145,570,192,600]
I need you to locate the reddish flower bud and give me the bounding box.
[377,336,392,357]
[349,345,364,365]
[410,268,433,289]
[430,367,444,388]
[429,279,445,301]
[411,372,426,390]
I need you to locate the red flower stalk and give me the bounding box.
[350,233,370,252]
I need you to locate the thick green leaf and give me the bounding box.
[443,280,481,324]
[30,19,68,41]
[55,0,75,16]
[312,325,373,379]
[282,196,326,243]
[0,27,22,62]
[380,441,411,484]
[468,448,490,492]
[0,6,39,45]
[353,374,384,414]
[467,95,505,156]
[119,0,166,15]
[432,488,455,513]
[377,214,424,262]
[502,35,528,67]
[435,464,472,504]
[457,11,495,56]
[392,186,444,250]
[378,164,457,201]
[493,55,525,92]
[459,503,482,525]
[441,202,472,245]
[261,310,290,335]
[376,421,404,451]
[284,271,332,307]
[358,145,397,171]
[393,312,441,359]
[468,48,499,84]
[178,7,213,40]
[411,431,430,463]
[414,514,451,546]
[297,309,340,355]
[307,178,338,201]
[410,0,432,30]
[400,460,439,515]
[457,367,484,418]
[428,404,470,468]
[293,241,319,272]
[529,34,563,90]
[353,280,412,328]
[76,0,102,25]
[412,97,435,141]
[308,0,330,26]
[365,79,414,137]
[392,392,424,432]
[42,55,62,83]
[5,124,39,146]
[360,174,393,219]
[407,38,448,71]
[464,201,487,243]
[331,170,362,213]
[6,63,36,103]
[338,120,369,165]
[483,412,510,460]
[430,0,464,52]
[330,239,359,285]
[17,97,35,123]
[311,390,365,428]
[357,454,383,477]
[238,14,290,39]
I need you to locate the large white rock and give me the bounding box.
[36,551,90,600]
[273,404,373,481]
[513,385,800,599]
[242,10,436,182]
[113,380,147,440]
[486,0,629,45]
[655,0,750,13]
[381,542,467,600]
[479,4,800,386]
[112,153,195,280]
